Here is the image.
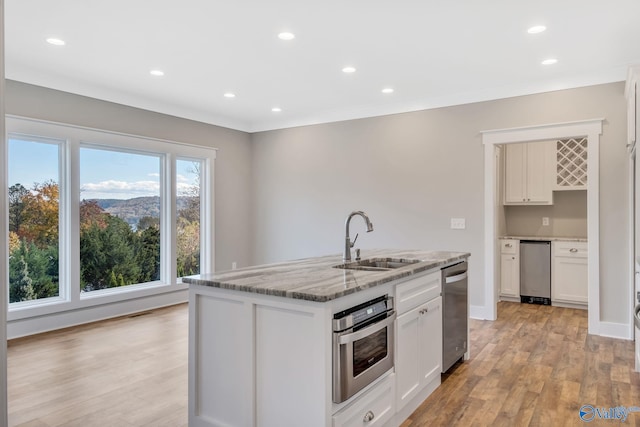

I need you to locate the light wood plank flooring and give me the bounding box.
[8,305,188,427]
[7,301,640,426]
[403,302,640,427]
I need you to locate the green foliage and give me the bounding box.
[10,256,36,302]
[80,215,141,291]
[9,178,202,301]
[9,240,58,302]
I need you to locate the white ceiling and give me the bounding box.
[6,1,640,133]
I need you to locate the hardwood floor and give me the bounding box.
[6,301,640,426]
[7,304,188,427]
[403,302,640,427]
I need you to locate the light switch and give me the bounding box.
[451,218,466,229]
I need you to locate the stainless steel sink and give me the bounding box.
[334,257,421,271]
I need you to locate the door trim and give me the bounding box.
[481,119,603,336]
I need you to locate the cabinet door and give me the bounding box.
[420,297,442,386]
[395,297,442,411]
[395,306,421,409]
[504,143,527,203]
[552,256,588,304]
[500,253,520,297]
[525,141,554,203]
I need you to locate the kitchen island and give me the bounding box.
[184,249,470,427]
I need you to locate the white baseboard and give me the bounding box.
[598,320,633,340]
[7,289,188,339]
[470,304,494,320]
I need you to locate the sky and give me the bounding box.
[9,138,200,200]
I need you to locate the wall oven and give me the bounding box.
[332,295,395,403]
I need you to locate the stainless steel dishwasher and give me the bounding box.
[520,240,551,305]
[442,261,468,373]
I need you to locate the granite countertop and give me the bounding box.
[183,249,469,302]
[500,235,588,242]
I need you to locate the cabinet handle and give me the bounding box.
[363,410,375,422]
[570,248,578,253]
[419,308,428,315]
[505,243,512,248]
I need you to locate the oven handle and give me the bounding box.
[337,312,396,345]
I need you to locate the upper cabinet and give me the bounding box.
[504,141,555,205]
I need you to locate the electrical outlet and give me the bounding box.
[542,217,550,226]
[451,218,466,229]
[232,262,237,270]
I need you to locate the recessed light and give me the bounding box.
[278,32,295,41]
[272,107,282,112]
[224,92,236,98]
[541,58,558,65]
[381,88,394,94]
[149,69,165,77]
[342,66,356,74]
[527,25,546,34]
[46,38,65,46]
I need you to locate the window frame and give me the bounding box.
[6,115,216,321]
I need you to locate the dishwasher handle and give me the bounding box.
[445,271,467,284]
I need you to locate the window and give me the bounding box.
[176,159,202,278]
[8,136,61,303]
[79,148,162,292]
[5,116,216,317]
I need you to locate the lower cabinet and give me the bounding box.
[332,373,395,427]
[552,241,588,306]
[395,296,442,410]
[499,239,520,299]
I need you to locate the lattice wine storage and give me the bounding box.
[556,137,587,189]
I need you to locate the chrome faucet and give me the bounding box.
[343,210,374,262]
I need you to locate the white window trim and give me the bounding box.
[5,115,216,336]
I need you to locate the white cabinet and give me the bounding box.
[504,141,555,205]
[332,373,395,427]
[395,271,442,412]
[552,241,588,306]
[499,239,520,299]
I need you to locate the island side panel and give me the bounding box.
[255,302,330,427]
[189,286,254,427]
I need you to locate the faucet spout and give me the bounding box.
[344,210,374,262]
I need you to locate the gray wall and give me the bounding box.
[251,82,629,325]
[505,190,588,237]
[5,79,631,326]
[5,80,254,272]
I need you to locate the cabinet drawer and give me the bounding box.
[553,241,588,258]
[395,271,441,315]
[500,239,518,254]
[333,373,395,427]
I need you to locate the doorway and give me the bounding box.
[482,119,602,335]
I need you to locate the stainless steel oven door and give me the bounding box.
[332,311,395,403]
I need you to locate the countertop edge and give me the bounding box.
[184,250,470,303]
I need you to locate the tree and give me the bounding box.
[9,183,29,234]
[137,216,159,231]
[9,256,36,302]
[80,215,140,291]
[136,225,160,283]
[21,180,59,247]
[9,240,58,300]
[80,199,109,231]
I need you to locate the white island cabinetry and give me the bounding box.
[186,250,470,427]
[189,286,331,427]
[394,271,442,416]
